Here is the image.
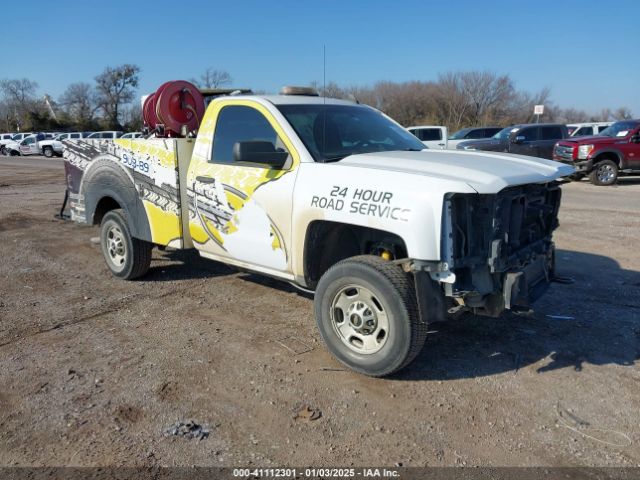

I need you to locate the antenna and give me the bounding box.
[323,44,326,100]
[322,44,326,162]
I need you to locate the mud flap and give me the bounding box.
[414,270,446,324]
[54,189,70,220]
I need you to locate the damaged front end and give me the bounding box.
[440,182,562,317]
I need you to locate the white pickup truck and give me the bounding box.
[39,132,88,157]
[0,132,34,155]
[407,125,448,149]
[63,88,573,376]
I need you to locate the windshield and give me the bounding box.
[277,104,425,162]
[492,127,514,140]
[598,121,639,137]
[449,128,471,140]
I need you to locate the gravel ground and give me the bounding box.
[0,155,639,468]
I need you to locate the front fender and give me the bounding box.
[290,162,476,280]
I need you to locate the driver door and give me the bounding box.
[187,101,300,278]
[19,136,38,155]
[619,126,640,169]
[509,126,539,157]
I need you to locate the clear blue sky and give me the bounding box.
[4,0,638,116]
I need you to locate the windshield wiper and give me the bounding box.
[323,155,348,163]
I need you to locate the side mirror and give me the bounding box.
[631,134,640,144]
[233,141,288,168]
[512,135,525,144]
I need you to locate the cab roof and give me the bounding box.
[214,94,358,107]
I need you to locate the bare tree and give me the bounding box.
[59,82,96,127]
[459,71,515,125]
[121,103,143,131]
[434,73,471,130]
[556,107,590,123]
[94,64,140,129]
[612,107,633,120]
[191,68,232,89]
[0,78,39,130]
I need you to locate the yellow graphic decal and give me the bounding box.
[143,201,181,245]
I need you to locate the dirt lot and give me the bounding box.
[0,155,639,468]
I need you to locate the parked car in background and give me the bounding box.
[567,122,613,137]
[39,132,91,157]
[457,123,569,159]
[407,125,447,149]
[0,133,15,142]
[4,133,48,156]
[447,126,502,149]
[86,131,124,139]
[553,120,640,186]
[0,133,33,155]
[121,132,143,139]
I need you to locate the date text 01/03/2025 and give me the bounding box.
[232,467,400,478]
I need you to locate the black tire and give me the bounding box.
[589,159,618,186]
[314,255,427,377]
[0,146,6,156]
[100,209,152,280]
[568,173,584,182]
[9,149,19,156]
[43,146,54,158]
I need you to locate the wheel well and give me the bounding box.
[303,220,408,288]
[93,196,121,225]
[594,152,620,166]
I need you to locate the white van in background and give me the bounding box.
[567,122,613,137]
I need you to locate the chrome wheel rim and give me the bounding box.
[330,284,389,354]
[105,224,126,271]
[597,164,615,183]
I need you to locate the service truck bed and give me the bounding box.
[63,138,195,248]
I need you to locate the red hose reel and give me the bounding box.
[143,80,205,137]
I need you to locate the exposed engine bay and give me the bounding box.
[444,182,562,316]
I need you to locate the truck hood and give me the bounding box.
[338,150,574,194]
[456,138,506,150]
[559,135,623,146]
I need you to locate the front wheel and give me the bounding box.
[0,146,6,156]
[589,159,618,186]
[100,209,152,279]
[314,255,427,377]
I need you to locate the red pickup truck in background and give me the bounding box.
[553,120,640,186]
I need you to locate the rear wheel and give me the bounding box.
[314,255,427,377]
[100,209,152,279]
[43,146,54,158]
[589,159,618,186]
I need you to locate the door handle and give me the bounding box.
[196,176,215,184]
